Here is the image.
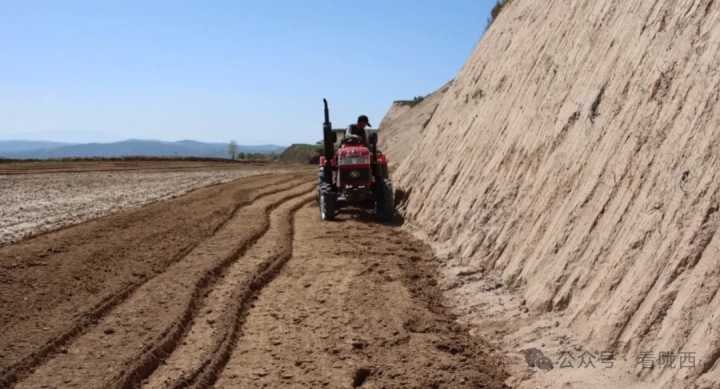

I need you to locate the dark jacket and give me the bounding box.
[347,124,367,144]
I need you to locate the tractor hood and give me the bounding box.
[337,145,370,167]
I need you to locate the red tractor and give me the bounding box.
[318,99,394,221]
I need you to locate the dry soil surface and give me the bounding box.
[0,169,506,388]
[0,160,267,175]
[0,161,285,246]
[385,1,720,387]
[377,82,452,169]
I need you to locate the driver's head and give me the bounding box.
[357,115,372,130]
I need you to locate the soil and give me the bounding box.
[0,161,290,246]
[1,166,507,388]
[382,1,720,387]
[214,205,507,389]
[0,159,269,175]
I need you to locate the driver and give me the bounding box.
[346,115,372,145]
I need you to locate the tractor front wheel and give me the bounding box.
[319,184,336,221]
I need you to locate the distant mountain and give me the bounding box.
[0,139,286,159]
[0,140,78,154]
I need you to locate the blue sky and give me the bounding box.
[1,1,494,145]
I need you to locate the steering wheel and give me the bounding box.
[342,134,362,145]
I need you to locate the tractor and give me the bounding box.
[318,99,394,221]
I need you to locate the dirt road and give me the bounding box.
[1,170,506,388]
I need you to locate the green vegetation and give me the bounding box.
[488,0,512,27]
[235,152,274,160]
[278,144,322,164]
[228,140,238,159]
[394,96,426,107]
[227,140,276,160]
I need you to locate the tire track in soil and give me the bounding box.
[0,174,309,387]
[11,182,315,389]
[0,173,311,388]
[214,205,508,388]
[140,192,315,389]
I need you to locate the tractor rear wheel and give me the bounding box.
[375,180,395,222]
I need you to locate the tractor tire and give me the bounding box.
[319,184,336,221]
[375,180,395,222]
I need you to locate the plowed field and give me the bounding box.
[0,163,506,388]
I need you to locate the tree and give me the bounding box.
[228,140,238,160]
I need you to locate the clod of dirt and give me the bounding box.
[351,339,368,350]
[521,348,553,371]
[352,367,372,387]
